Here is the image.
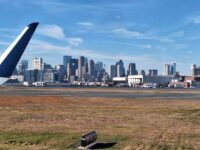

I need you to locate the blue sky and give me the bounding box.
[0,0,200,75]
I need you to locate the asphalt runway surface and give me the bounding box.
[1,87,200,100]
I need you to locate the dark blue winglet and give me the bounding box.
[0,22,39,77]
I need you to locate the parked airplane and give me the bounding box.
[0,22,39,84]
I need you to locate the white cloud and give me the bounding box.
[77,22,94,29]
[170,31,184,37]
[67,38,83,46]
[112,28,175,44]
[174,43,188,50]
[192,16,200,24]
[28,39,155,62]
[113,28,144,37]
[184,15,200,25]
[142,44,152,49]
[115,15,121,20]
[37,24,65,40]
[0,40,10,46]
[159,37,174,43]
[37,24,83,46]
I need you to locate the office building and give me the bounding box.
[110,65,117,78]
[42,63,52,71]
[67,59,78,79]
[148,69,158,76]
[18,60,28,74]
[128,63,137,75]
[141,70,146,76]
[164,63,176,75]
[95,62,103,71]
[21,60,28,69]
[24,69,38,82]
[78,56,85,81]
[37,70,44,82]
[63,55,72,67]
[172,62,176,75]
[128,75,173,86]
[96,68,105,82]
[191,64,200,76]
[56,65,65,82]
[44,69,56,82]
[32,58,43,70]
[88,59,95,77]
[116,60,125,77]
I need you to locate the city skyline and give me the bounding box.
[1,0,200,74]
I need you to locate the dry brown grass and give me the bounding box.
[0,88,200,149]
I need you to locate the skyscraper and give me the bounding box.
[191,64,200,76]
[88,59,95,77]
[141,70,146,76]
[67,58,78,80]
[128,63,137,75]
[95,62,103,71]
[164,64,170,75]
[172,62,176,75]
[148,69,158,76]
[110,65,117,78]
[78,56,85,81]
[116,60,125,77]
[18,60,28,74]
[164,63,176,75]
[56,65,65,82]
[63,55,72,67]
[21,60,28,69]
[32,58,43,70]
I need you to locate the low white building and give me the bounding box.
[10,75,24,82]
[128,75,173,86]
[113,77,127,82]
[113,77,128,86]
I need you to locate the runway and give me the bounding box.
[1,87,200,100]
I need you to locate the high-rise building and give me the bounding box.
[116,60,125,77]
[67,59,78,81]
[141,70,146,76]
[164,63,176,75]
[32,58,43,70]
[88,59,95,77]
[128,63,137,75]
[110,65,117,78]
[63,55,72,67]
[24,69,38,82]
[56,65,65,82]
[97,68,105,82]
[172,62,176,75]
[42,63,52,70]
[95,62,103,71]
[78,56,85,81]
[164,64,170,75]
[148,69,158,76]
[191,64,200,76]
[44,69,56,82]
[18,60,28,74]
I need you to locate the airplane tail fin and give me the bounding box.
[0,22,39,78]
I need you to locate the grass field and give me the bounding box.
[0,87,200,149]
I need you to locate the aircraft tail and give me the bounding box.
[0,22,39,78]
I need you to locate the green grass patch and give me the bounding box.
[0,131,81,150]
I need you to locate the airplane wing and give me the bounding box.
[0,22,39,84]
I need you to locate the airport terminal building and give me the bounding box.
[128,75,173,86]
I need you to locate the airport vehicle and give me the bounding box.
[22,81,32,87]
[32,82,46,87]
[0,22,38,84]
